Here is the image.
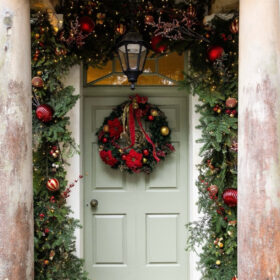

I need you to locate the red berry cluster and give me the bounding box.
[61,175,84,198]
[225,109,237,118]
[213,105,222,114]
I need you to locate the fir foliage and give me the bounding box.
[183,15,239,279]
[32,12,87,279]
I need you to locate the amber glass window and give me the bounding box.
[85,52,185,86]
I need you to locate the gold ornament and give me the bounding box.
[216,260,221,265]
[37,70,43,76]
[103,124,109,132]
[119,149,123,154]
[218,242,224,248]
[160,126,170,136]
[132,102,139,110]
[150,109,159,117]
[96,13,106,25]
[142,157,148,164]
[116,24,126,35]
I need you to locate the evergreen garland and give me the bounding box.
[31,1,238,279]
[183,15,239,279]
[32,12,87,279]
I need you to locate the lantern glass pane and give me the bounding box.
[127,43,141,54]
[139,48,147,71]
[128,53,139,70]
[118,48,128,71]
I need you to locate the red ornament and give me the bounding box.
[46,178,60,192]
[102,137,108,143]
[145,15,154,24]
[226,97,238,108]
[208,46,224,62]
[79,16,95,33]
[151,36,167,53]
[116,24,126,35]
[36,104,53,123]
[208,185,218,196]
[230,18,239,34]
[186,5,196,18]
[143,149,149,156]
[121,154,127,161]
[32,76,44,88]
[223,188,237,207]
[148,115,154,121]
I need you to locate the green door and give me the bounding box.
[83,88,189,280]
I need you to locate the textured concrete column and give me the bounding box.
[0,0,33,279]
[239,0,280,279]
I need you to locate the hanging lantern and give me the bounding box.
[117,31,149,90]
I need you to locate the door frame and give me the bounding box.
[82,86,193,279]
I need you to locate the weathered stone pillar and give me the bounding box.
[239,0,280,279]
[0,0,33,279]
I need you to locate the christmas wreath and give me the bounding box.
[96,95,175,174]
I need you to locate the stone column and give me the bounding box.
[238,0,280,279]
[0,0,33,279]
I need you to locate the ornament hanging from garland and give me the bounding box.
[116,24,126,35]
[96,95,175,174]
[230,18,239,34]
[151,36,167,53]
[207,46,224,62]
[79,16,95,33]
[223,188,237,207]
[32,76,44,88]
[226,97,238,108]
[36,104,53,123]
[46,178,60,192]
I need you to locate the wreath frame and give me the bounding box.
[96,95,175,174]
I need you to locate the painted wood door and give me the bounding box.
[84,90,189,280]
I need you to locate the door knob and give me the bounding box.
[90,199,98,208]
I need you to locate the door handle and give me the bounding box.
[90,199,98,209]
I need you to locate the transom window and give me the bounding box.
[85,52,185,86]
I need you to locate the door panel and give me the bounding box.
[84,93,188,280]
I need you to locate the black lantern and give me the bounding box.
[117,31,149,90]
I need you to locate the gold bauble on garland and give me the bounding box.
[103,124,109,132]
[160,126,170,136]
[151,109,159,117]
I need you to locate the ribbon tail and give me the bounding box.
[129,104,136,148]
[136,115,160,163]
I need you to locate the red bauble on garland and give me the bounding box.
[223,188,237,207]
[208,184,218,196]
[151,36,167,53]
[186,5,196,18]
[145,15,154,24]
[46,178,60,192]
[208,46,224,62]
[36,104,53,123]
[32,76,44,88]
[226,97,238,108]
[79,16,95,33]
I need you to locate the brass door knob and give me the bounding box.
[90,199,98,208]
